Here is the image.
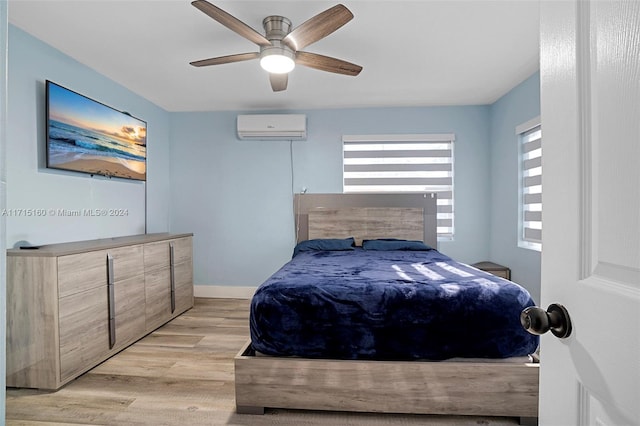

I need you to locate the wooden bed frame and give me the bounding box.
[235,193,539,423]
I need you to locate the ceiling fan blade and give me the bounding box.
[191,0,271,47]
[283,4,353,51]
[269,73,288,92]
[296,51,362,76]
[190,52,260,67]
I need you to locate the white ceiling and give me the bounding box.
[8,0,540,112]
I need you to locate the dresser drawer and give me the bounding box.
[58,286,110,382]
[144,237,192,271]
[108,245,144,282]
[57,251,108,298]
[488,269,510,279]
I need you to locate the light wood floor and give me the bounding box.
[6,298,521,425]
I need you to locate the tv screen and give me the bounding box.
[46,80,147,181]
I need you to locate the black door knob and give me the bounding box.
[520,303,572,338]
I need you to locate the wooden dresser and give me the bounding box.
[6,233,194,390]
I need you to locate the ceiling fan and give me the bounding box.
[189,1,363,92]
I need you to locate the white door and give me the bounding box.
[539,0,640,425]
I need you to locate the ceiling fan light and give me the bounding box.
[260,48,295,74]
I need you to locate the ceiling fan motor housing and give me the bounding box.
[263,16,292,39]
[260,16,295,73]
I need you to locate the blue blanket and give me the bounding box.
[250,248,539,360]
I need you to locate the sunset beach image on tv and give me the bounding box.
[46,81,147,181]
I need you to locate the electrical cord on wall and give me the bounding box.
[290,140,294,196]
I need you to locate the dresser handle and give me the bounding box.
[169,242,176,314]
[107,254,116,349]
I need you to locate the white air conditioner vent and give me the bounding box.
[237,114,307,140]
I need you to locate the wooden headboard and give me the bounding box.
[294,193,438,248]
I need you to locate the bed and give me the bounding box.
[235,193,539,423]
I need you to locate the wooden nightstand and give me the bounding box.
[471,261,511,280]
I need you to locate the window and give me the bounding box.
[517,117,542,251]
[342,134,455,240]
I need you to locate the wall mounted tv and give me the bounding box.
[46,80,147,181]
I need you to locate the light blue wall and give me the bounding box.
[7,26,172,247]
[170,112,296,287]
[489,71,541,302]
[170,106,493,288]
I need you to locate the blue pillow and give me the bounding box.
[293,237,356,257]
[362,238,432,251]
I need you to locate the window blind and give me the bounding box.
[520,124,542,249]
[342,134,455,240]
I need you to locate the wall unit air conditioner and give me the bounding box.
[237,114,307,140]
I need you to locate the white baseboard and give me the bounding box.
[194,285,256,299]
